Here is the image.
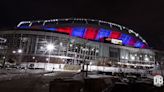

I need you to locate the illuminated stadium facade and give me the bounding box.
[0,18,156,72]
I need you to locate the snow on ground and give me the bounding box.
[0,69,51,81]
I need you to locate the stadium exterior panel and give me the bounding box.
[0,18,156,71]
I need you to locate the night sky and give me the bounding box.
[0,0,164,50]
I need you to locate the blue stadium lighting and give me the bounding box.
[135,41,143,48]
[16,18,148,48]
[44,27,56,31]
[96,28,111,40]
[119,34,131,45]
[71,27,86,38]
[18,26,30,29]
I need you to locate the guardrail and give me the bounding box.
[21,63,147,74]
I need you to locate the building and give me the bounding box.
[0,18,157,72]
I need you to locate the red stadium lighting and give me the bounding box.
[84,27,98,40]
[57,27,72,35]
[110,31,121,39]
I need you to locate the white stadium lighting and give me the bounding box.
[125,56,128,59]
[46,58,49,61]
[3,56,5,59]
[46,43,54,51]
[131,55,135,60]
[121,56,125,59]
[12,50,16,54]
[70,44,73,47]
[59,42,63,46]
[32,57,35,59]
[145,57,149,61]
[2,18,158,73]
[17,49,23,53]
[96,50,99,53]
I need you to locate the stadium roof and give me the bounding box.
[17,18,148,48]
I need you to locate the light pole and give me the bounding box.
[45,43,54,70]
[17,49,23,54]
[17,49,23,65]
[46,43,54,63]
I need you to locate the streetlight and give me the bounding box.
[46,43,54,51]
[17,49,23,66]
[17,49,23,53]
[46,58,49,61]
[32,57,35,60]
[46,43,54,63]
[12,50,16,54]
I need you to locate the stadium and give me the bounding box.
[0,18,157,73]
